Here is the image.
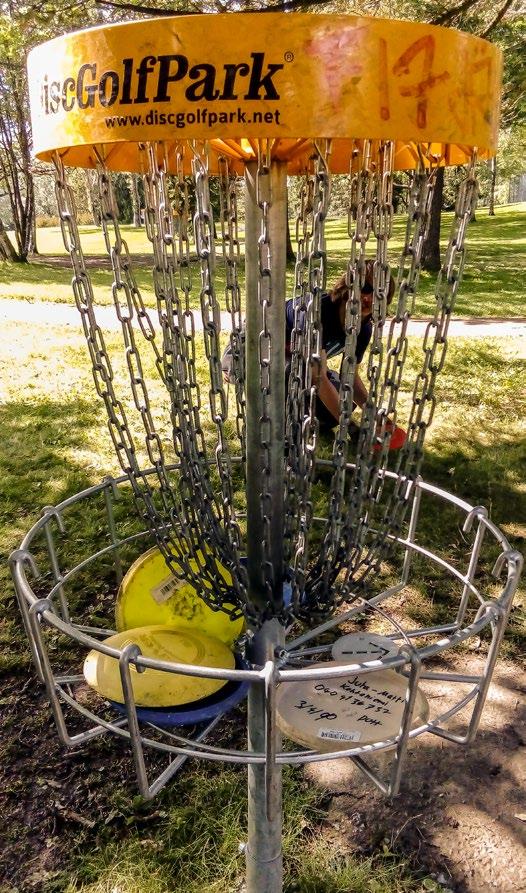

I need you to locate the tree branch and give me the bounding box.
[93,0,333,14]
[431,0,483,26]
[481,0,516,37]
[94,0,199,13]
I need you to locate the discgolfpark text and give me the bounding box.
[104,107,282,129]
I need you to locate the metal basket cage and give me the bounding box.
[10,464,522,800]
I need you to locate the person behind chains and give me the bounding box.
[222,260,406,449]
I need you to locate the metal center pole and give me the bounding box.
[244,159,287,893]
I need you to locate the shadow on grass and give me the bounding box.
[309,667,526,893]
[0,260,154,301]
[0,396,114,671]
[422,435,526,541]
[406,428,526,656]
[0,397,104,520]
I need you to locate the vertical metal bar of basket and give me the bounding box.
[244,159,287,893]
[246,620,285,893]
[244,159,287,609]
[103,477,123,589]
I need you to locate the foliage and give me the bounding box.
[0,12,35,259]
[0,0,524,261]
[0,1,109,258]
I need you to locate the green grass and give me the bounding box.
[35,225,154,257]
[36,766,428,893]
[2,203,524,316]
[1,246,525,891]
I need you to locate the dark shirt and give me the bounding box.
[285,293,372,364]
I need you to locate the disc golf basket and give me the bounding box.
[11,13,523,893]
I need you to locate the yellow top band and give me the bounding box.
[27,13,502,172]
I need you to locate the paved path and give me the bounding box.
[1,297,525,338]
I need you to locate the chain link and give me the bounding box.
[55,149,246,617]
[141,143,236,601]
[54,141,479,626]
[218,156,246,460]
[255,142,275,603]
[190,142,246,594]
[284,142,331,612]
[283,168,315,576]
[337,156,438,597]
[345,157,479,595]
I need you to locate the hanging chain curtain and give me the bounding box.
[53,138,478,626]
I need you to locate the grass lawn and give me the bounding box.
[1,203,524,318]
[1,278,525,891]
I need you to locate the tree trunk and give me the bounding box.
[85,170,101,225]
[129,174,142,227]
[0,218,17,261]
[421,167,444,273]
[285,200,295,262]
[286,218,295,262]
[488,157,497,216]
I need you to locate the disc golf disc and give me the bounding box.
[110,654,250,727]
[331,633,399,663]
[373,424,407,452]
[276,664,429,751]
[83,625,235,707]
[115,547,244,645]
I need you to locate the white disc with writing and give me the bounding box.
[331,633,399,663]
[276,664,429,751]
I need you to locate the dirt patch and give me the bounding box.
[1,655,525,892]
[305,657,526,893]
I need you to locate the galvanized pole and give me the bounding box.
[244,159,287,893]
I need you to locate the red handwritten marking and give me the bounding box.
[392,35,451,129]
[470,56,495,127]
[448,54,495,137]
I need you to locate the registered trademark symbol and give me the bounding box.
[284,51,294,63]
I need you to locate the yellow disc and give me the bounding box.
[276,664,429,751]
[115,547,244,645]
[83,625,235,706]
[27,13,501,172]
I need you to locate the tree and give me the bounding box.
[0,0,105,260]
[421,167,444,272]
[129,174,142,227]
[0,16,35,260]
[0,215,16,259]
[415,1,526,268]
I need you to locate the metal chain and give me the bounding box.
[284,142,331,611]
[140,143,236,602]
[55,141,479,624]
[337,158,438,597]
[283,168,315,577]
[255,141,275,603]
[53,154,175,563]
[306,141,393,608]
[341,155,478,601]
[56,150,245,617]
[190,142,246,595]
[305,142,443,612]
[103,152,247,611]
[399,155,479,469]
[144,141,246,610]
[308,140,369,600]
[218,155,246,461]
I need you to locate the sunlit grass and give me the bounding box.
[53,767,426,893]
[2,203,524,316]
